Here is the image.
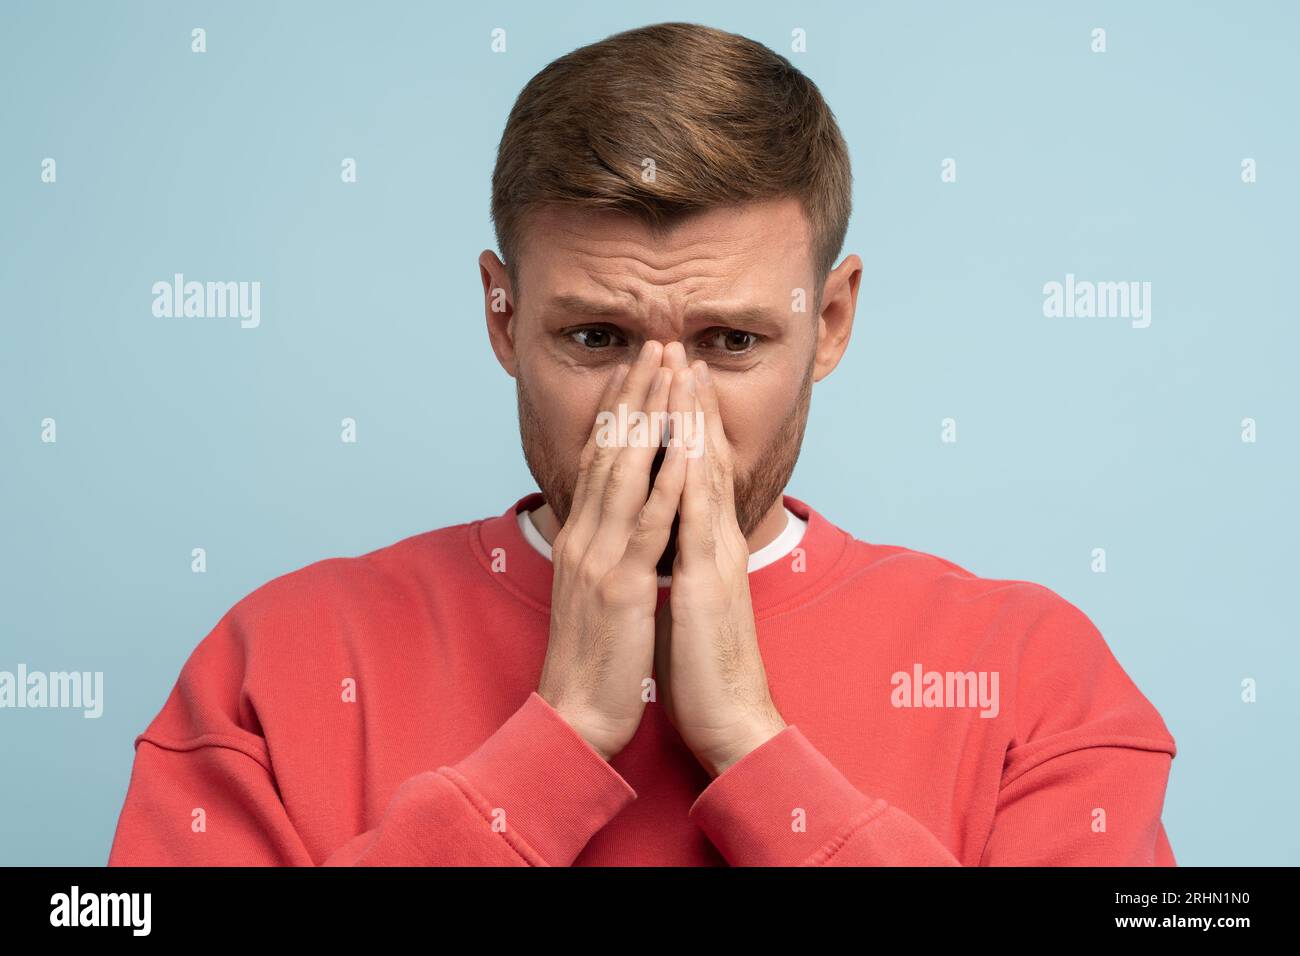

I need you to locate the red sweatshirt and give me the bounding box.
[107,492,1178,866]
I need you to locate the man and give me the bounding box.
[108,21,1177,867]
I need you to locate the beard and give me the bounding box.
[517,360,814,577]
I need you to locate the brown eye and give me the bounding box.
[570,327,622,349]
[722,330,756,352]
[703,329,759,354]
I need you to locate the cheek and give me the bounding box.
[529,364,610,460]
[714,372,797,464]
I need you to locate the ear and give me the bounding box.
[812,253,862,382]
[480,250,518,377]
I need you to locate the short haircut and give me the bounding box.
[490,21,853,311]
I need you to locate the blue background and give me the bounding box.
[1,0,1296,865]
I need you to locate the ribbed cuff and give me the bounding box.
[453,691,637,865]
[688,724,876,866]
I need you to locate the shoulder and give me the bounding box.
[836,532,1071,627]
[832,533,1176,757]
[227,518,480,625]
[136,516,486,748]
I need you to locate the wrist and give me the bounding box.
[549,703,619,763]
[536,686,614,762]
[702,713,788,778]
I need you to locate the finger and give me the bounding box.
[676,368,716,565]
[566,361,630,526]
[661,339,689,374]
[569,340,664,549]
[622,385,688,568]
[593,364,673,548]
[691,359,738,534]
[656,341,690,457]
[690,361,730,477]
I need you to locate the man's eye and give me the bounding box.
[702,329,759,353]
[568,327,624,349]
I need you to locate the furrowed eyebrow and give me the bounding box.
[542,294,785,331]
[544,294,628,318]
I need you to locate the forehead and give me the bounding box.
[514,197,813,313]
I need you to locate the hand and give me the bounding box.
[654,356,787,778]
[537,340,687,762]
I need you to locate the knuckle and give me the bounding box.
[556,538,584,569]
[594,567,641,608]
[577,549,619,589]
[593,574,622,605]
[577,561,604,592]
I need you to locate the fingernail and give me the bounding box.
[695,362,711,385]
[685,368,696,394]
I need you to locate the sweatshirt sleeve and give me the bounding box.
[686,723,1176,866]
[108,691,636,867]
[687,724,961,866]
[689,588,1178,867]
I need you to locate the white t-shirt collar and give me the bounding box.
[517,503,807,586]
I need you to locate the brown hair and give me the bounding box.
[490,22,852,310]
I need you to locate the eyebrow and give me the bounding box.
[541,293,786,331]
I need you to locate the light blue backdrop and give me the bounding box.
[1,0,1296,865]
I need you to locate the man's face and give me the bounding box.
[499,197,824,568]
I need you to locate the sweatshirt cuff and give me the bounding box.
[688,724,877,866]
[452,691,637,866]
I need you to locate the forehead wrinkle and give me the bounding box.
[551,230,754,282]
[543,219,754,273]
[583,259,733,295]
[533,198,806,281]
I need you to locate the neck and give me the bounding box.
[529,494,788,554]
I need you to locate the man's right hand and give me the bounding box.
[537,339,687,762]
